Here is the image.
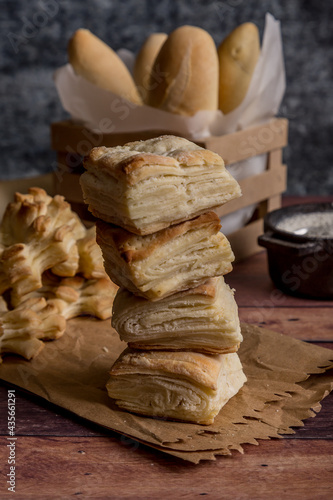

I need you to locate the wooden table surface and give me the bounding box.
[1,196,333,499]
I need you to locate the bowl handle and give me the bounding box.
[258,233,322,256]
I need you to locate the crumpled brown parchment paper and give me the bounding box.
[0,319,332,463]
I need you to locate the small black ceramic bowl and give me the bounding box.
[258,202,333,299]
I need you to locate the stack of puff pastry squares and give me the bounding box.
[81,135,247,425]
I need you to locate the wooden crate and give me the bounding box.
[50,118,288,261]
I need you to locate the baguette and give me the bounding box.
[218,22,260,114]
[133,33,167,102]
[147,25,219,115]
[68,29,142,105]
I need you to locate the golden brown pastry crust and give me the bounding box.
[106,349,247,425]
[112,276,242,354]
[0,188,85,299]
[96,213,234,300]
[0,188,117,362]
[110,348,223,389]
[81,135,241,235]
[14,272,118,321]
[0,297,66,363]
[84,135,223,185]
[103,212,221,264]
[77,226,107,279]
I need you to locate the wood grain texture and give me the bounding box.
[226,250,333,308]
[0,437,332,499]
[238,308,333,340]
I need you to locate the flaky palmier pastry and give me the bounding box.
[80,135,241,235]
[0,245,10,296]
[0,188,86,299]
[0,297,66,363]
[77,226,108,279]
[96,212,234,301]
[0,188,85,248]
[112,277,242,353]
[45,276,117,321]
[13,272,118,321]
[106,349,246,425]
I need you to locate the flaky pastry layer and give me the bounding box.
[106,349,246,425]
[112,276,242,353]
[0,188,86,298]
[81,135,241,234]
[0,297,66,363]
[13,272,118,321]
[97,212,234,300]
[0,188,117,363]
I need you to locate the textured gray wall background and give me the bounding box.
[1,0,332,194]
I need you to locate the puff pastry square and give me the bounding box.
[96,212,234,301]
[112,277,242,353]
[80,135,241,235]
[106,349,246,425]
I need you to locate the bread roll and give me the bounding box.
[133,33,167,102]
[147,25,219,115]
[218,22,260,114]
[68,29,142,105]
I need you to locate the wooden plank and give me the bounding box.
[237,308,333,341]
[267,193,282,212]
[227,251,333,308]
[0,384,105,437]
[50,120,185,153]
[53,171,83,203]
[50,118,289,166]
[216,164,287,217]
[226,218,264,262]
[267,148,282,170]
[0,437,331,498]
[203,118,288,165]
[284,391,333,439]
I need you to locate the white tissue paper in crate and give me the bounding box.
[54,13,286,235]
